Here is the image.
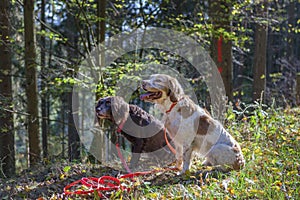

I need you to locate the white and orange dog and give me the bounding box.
[141,74,245,173]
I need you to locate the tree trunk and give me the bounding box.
[24,0,41,166]
[40,0,48,159]
[209,0,233,102]
[287,1,295,60]
[252,1,268,102]
[65,5,80,161]
[0,0,15,178]
[89,0,107,163]
[61,93,67,159]
[287,1,296,106]
[97,0,106,45]
[68,91,80,161]
[96,0,106,98]
[297,73,300,105]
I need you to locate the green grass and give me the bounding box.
[125,105,300,199]
[1,104,299,199]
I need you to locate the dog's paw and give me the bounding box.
[175,159,183,170]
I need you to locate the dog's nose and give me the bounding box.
[141,80,147,88]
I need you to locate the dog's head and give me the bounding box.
[140,74,184,104]
[95,96,129,124]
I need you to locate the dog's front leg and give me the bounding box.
[130,152,141,169]
[181,145,193,174]
[175,145,183,171]
[130,139,143,168]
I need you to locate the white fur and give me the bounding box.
[142,74,245,173]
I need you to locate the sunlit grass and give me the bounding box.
[130,105,300,199]
[1,104,299,199]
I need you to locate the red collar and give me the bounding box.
[117,120,126,133]
[166,102,178,114]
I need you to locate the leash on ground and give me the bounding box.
[64,127,177,197]
[63,146,177,197]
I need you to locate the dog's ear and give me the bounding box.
[111,96,129,125]
[168,89,178,102]
[168,78,183,102]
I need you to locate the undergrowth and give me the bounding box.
[0,103,299,199]
[132,103,300,199]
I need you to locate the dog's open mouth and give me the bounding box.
[96,112,103,118]
[140,91,162,100]
[96,111,109,119]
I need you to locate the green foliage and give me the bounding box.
[133,105,300,199]
[63,166,71,173]
[95,60,144,98]
[36,30,68,42]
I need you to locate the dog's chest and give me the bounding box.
[165,112,181,132]
[165,111,198,145]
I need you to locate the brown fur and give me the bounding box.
[96,96,175,168]
[195,115,211,135]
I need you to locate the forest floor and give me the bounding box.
[0,104,299,199]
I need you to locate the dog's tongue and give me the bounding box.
[140,93,151,100]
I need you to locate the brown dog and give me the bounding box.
[95,96,175,168]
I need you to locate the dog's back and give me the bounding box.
[125,104,170,152]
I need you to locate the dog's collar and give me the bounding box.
[166,102,178,114]
[117,119,126,133]
[166,97,184,114]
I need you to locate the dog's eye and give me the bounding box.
[106,101,111,106]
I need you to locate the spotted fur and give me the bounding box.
[141,74,245,173]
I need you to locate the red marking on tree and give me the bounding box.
[218,35,223,63]
[217,35,223,73]
[218,67,223,73]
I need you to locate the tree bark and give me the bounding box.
[97,0,106,45]
[24,0,41,166]
[297,73,300,106]
[287,1,295,60]
[96,0,106,98]
[209,0,233,102]
[287,1,296,106]
[40,0,48,159]
[252,1,268,102]
[65,4,80,161]
[0,0,15,178]
[89,0,107,163]
[68,91,80,161]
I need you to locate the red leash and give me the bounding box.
[63,167,177,197]
[64,122,178,197]
[164,128,176,155]
[116,143,132,173]
[64,176,127,197]
[164,99,180,155]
